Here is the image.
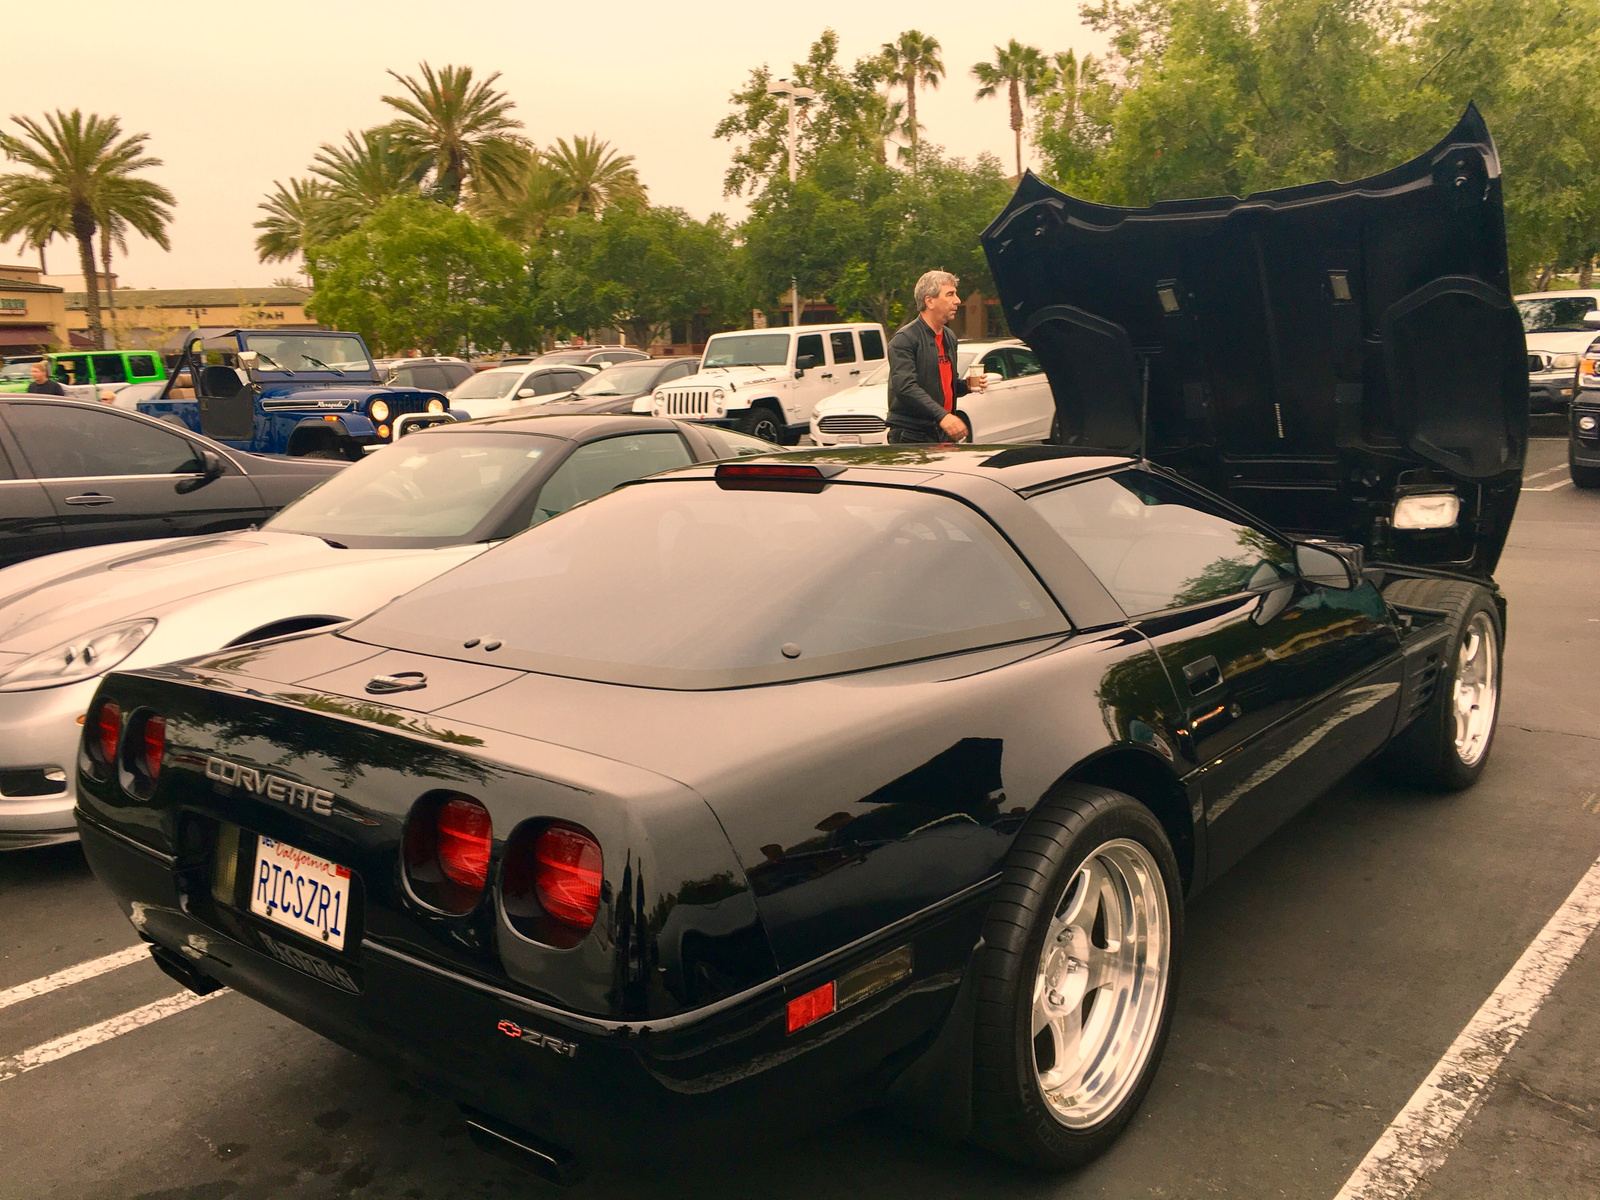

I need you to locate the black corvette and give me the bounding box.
[76,109,1524,1179]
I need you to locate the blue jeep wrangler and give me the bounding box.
[139,329,456,459]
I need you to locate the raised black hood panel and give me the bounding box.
[982,105,1526,577]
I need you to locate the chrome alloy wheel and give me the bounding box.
[1031,838,1170,1129]
[1453,611,1499,767]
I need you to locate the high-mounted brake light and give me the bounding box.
[437,797,493,890]
[533,824,603,929]
[96,702,121,765]
[713,461,845,492]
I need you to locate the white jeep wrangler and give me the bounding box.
[649,322,886,443]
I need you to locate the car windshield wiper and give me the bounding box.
[254,352,292,374]
[582,389,624,396]
[319,537,348,549]
[300,355,345,376]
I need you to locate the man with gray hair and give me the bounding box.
[886,269,985,443]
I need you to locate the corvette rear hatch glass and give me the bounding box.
[266,433,553,544]
[347,480,1068,688]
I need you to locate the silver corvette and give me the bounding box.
[0,413,776,848]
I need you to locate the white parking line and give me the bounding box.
[1333,854,1600,1200]
[1523,478,1573,492]
[0,988,229,1084]
[0,944,151,1010]
[1522,464,1569,482]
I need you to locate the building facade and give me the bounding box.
[60,285,321,350]
[0,265,69,353]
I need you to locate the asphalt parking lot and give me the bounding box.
[2,438,1596,1200]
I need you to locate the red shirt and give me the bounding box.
[937,339,955,412]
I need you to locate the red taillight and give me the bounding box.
[437,797,492,890]
[141,716,166,778]
[787,981,836,1034]
[96,702,121,764]
[533,824,603,929]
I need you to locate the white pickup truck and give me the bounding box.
[649,322,886,443]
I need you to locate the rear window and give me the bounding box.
[352,481,1067,688]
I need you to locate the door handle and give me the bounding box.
[820,372,833,379]
[849,369,860,375]
[64,493,115,507]
[1182,655,1223,694]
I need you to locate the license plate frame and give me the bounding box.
[248,835,353,952]
[833,433,862,444]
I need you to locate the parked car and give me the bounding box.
[810,339,1052,445]
[383,357,475,393]
[1515,290,1600,411]
[651,322,887,442]
[108,380,169,411]
[0,350,165,398]
[137,329,455,461]
[72,109,1521,1178]
[0,396,343,571]
[446,364,597,420]
[1569,337,1600,487]
[534,345,649,368]
[0,414,775,850]
[531,357,702,416]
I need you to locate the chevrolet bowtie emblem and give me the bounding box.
[365,672,427,694]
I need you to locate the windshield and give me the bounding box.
[450,370,522,400]
[266,435,552,542]
[244,334,372,373]
[1518,297,1598,333]
[574,363,664,396]
[351,481,1066,688]
[701,334,791,368]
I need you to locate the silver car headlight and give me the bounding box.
[1391,493,1460,531]
[0,619,157,692]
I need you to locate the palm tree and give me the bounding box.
[544,136,646,215]
[879,30,944,153]
[254,177,332,264]
[379,62,527,204]
[1046,49,1099,124]
[0,110,172,349]
[311,128,428,235]
[469,150,576,243]
[93,173,174,332]
[972,40,1053,178]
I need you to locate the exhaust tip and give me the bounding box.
[462,1106,584,1186]
[146,943,225,997]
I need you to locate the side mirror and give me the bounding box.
[175,449,226,495]
[1295,542,1360,589]
[1583,309,1600,327]
[237,350,259,369]
[795,355,817,374]
[517,387,537,398]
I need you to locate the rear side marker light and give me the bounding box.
[533,825,603,929]
[786,945,915,1035]
[438,797,493,890]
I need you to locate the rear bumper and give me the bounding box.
[76,811,979,1164]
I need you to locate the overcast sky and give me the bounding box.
[2,0,1108,289]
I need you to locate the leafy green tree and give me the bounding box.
[0,110,173,348]
[972,40,1054,178]
[714,30,896,196]
[541,204,742,348]
[469,150,576,243]
[310,128,428,236]
[379,62,528,204]
[307,197,525,354]
[878,30,945,153]
[543,136,646,215]
[254,177,332,265]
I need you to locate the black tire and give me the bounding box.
[740,405,785,444]
[971,783,1183,1170]
[1571,457,1600,489]
[954,410,974,443]
[1379,578,1503,791]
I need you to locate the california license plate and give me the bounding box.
[249,836,352,951]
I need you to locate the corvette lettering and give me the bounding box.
[496,1018,578,1058]
[205,756,334,816]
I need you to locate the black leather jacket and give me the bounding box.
[887,317,969,436]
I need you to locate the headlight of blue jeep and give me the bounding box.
[370,399,391,422]
[427,398,444,413]
[0,620,157,692]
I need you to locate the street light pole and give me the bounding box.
[766,77,815,328]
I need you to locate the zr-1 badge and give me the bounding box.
[497,1019,577,1058]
